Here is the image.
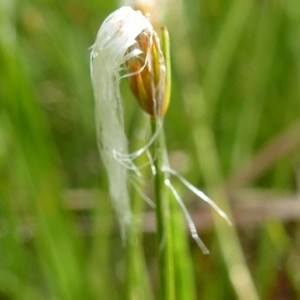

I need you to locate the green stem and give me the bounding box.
[125,113,153,300]
[151,118,174,300]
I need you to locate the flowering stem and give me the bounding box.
[151,118,175,300]
[125,115,153,300]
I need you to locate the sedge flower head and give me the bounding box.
[90,5,229,250]
[90,6,169,238]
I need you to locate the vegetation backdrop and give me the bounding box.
[1,0,300,299]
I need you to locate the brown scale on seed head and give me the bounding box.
[126,29,168,116]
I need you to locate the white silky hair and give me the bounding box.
[90,6,154,239]
[90,6,230,250]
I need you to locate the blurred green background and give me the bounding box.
[1,0,300,299]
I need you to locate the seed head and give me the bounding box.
[126,24,170,116]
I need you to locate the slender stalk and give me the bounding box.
[151,118,175,300]
[125,114,153,300]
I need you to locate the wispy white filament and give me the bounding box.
[90,6,230,250]
[162,166,232,226]
[164,179,210,254]
[90,6,155,238]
